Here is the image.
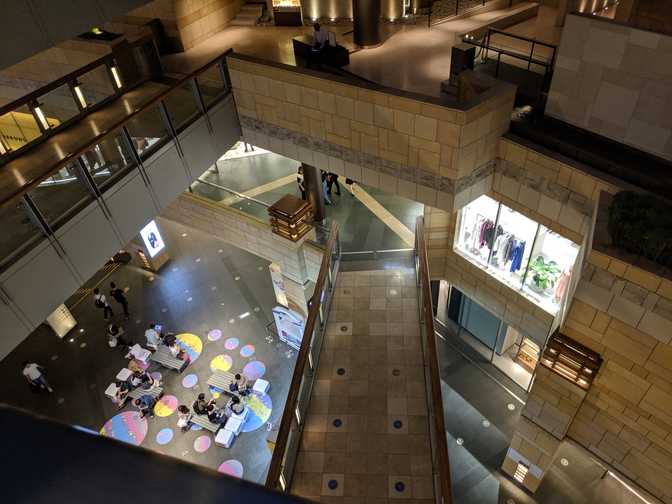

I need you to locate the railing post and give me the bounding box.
[528,40,536,70]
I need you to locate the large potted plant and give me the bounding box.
[528,255,560,295]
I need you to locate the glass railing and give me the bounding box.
[0,48,235,272]
[415,216,454,504]
[265,222,341,492]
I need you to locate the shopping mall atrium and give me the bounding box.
[1,1,672,503]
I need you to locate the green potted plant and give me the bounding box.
[528,255,560,294]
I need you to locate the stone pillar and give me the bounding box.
[501,365,588,492]
[353,0,381,47]
[302,163,325,222]
[555,0,569,27]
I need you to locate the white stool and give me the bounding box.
[105,382,119,400]
[232,406,249,423]
[215,428,234,448]
[116,368,133,381]
[224,416,244,436]
[253,378,270,394]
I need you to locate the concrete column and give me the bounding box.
[353,0,381,47]
[302,163,325,222]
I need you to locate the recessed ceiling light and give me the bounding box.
[507,403,516,411]
[560,458,569,466]
[456,438,464,445]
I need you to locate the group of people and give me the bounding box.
[113,368,161,413]
[297,166,353,206]
[144,324,190,365]
[192,391,246,427]
[93,281,130,321]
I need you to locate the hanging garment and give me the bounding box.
[509,240,526,273]
[479,219,495,248]
[502,235,514,268]
[470,217,484,251]
[554,269,570,303]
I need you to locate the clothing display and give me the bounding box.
[554,269,570,303]
[509,240,526,273]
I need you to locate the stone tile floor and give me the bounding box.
[291,267,435,503]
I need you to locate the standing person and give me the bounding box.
[330,173,341,196]
[297,166,306,200]
[93,288,113,320]
[109,282,129,320]
[177,405,192,432]
[22,361,53,393]
[321,172,332,206]
[144,323,161,350]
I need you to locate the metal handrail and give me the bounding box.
[265,221,339,490]
[195,177,273,208]
[415,215,453,504]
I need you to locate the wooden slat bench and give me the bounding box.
[128,386,163,402]
[190,414,221,433]
[206,371,239,397]
[150,346,188,372]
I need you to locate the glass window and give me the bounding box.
[162,82,201,132]
[78,65,116,106]
[522,226,579,313]
[125,105,170,159]
[80,128,136,192]
[38,83,80,127]
[454,194,499,268]
[0,196,43,267]
[28,160,93,228]
[487,205,538,291]
[196,65,228,108]
[0,106,42,151]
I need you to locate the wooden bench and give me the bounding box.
[190,414,221,433]
[128,386,163,402]
[150,346,188,372]
[206,371,239,397]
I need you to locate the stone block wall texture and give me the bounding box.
[562,249,672,503]
[161,192,322,286]
[227,55,515,213]
[501,416,562,492]
[547,14,672,162]
[129,0,243,51]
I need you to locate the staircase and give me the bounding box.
[229,2,264,26]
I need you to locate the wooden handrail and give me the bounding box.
[265,221,339,489]
[415,216,453,504]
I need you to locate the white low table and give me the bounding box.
[105,382,119,400]
[224,416,244,436]
[253,378,270,394]
[127,344,151,363]
[215,428,235,448]
[116,368,133,381]
[232,406,249,423]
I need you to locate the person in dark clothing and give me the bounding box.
[109,282,129,319]
[206,404,227,424]
[193,393,214,415]
[297,166,306,200]
[134,395,156,418]
[330,173,341,196]
[107,324,131,348]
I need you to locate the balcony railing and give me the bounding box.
[265,221,341,491]
[415,216,453,504]
[0,47,234,273]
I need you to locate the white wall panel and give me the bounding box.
[104,171,157,243]
[209,98,241,153]
[0,301,32,361]
[0,241,80,328]
[179,120,219,180]
[145,145,190,210]
[55,201,122,283]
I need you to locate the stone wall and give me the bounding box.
[227,54,515,212]
[547,14,672,162]
[562,249,672,502]
[161,192,322,287]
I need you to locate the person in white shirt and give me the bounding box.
[93,288,114,320]
[312,22,328,51]
[22,361,53,392]
[144,323,161,350]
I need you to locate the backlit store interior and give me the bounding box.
[436,195,580,391]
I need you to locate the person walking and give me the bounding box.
[297,166,306,200]
[22,361,53,393]
[330,173,341,196]
[109,282,129,320]
[93,288,113,320]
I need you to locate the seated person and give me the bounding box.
[192,393,214,416]
[168,341,190,364]
[206,404,227,425]
[131,370,159,390]
[113,380,131,409]
[107,324,130,348]
[312,22,328,52]
[127,358,147,374]
[230,373,250,396]
[177,405,192,432]
[224,395,245,417]
[162,332,177,347]
[144,323,161,349]
[134,394,156,419]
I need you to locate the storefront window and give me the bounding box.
[454,195,580,315]
[522,227,579,313]
[455,194,499,269]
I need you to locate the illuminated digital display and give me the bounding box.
[140,220,165,258]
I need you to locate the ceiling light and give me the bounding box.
[109,64,123,89]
